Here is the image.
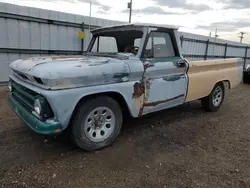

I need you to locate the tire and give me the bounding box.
[70,96,123,151]
[201,82,225,112]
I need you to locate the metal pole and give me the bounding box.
[224,43,228,59]
[129,0,132,23]
[180,35,184,47]
[212,28,218,57]
[244,46,248,68]
[204,39,209,60]
[88,2,92,43]
[239,32,246,43]
[81,22,85,54]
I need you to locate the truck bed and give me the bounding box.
[185,58,243,102]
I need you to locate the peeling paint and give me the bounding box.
[162,75,182,82]
[113,72,130,82]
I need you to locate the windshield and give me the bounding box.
[88,30,143,55]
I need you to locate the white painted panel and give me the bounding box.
[39,9,49,19]
[246,48,250,58]
[18,5,29,16]
[30,22,41,49]
[49,25,58,50]
[5,3,17,14]
[75,28,82,51]
[19,21,30,49]
[29,54,41,58]
[28,7,39,17]
[227,47,245,57]
[0,53,9,64]
[58,26,68,50]
[0,2,5,12]
[7,19,19,48]
[8,53,20,63]
[75,15,83,24]
[40,24,50,49]
[66,27,77,51]
[208,44,225,56]
[49,10,59,20]
[67,13,76,23]
[0,63,11,82]
[20,54,31,60]
[0,18,8,48]
[58,12,68,22]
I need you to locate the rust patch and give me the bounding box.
[144,94,184,107]
[132,62,153,117]
[132,82,145,98]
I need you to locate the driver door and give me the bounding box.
[139,31,188,115]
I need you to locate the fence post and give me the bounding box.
[81,22,85,54]
[180,35,184,48]
[224,43,228,59]
[204,39,209,60]
[244,46,248,68]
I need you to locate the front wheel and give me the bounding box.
[70,96,123,151]
[201,83,225,112]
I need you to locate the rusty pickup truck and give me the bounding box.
[8,24,243,151]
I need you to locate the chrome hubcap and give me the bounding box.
[212,86,223,107]
[84,107,115,142]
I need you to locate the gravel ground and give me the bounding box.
[1,84,250,188]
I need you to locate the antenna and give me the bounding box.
[239,32,247,43]
[88,1,92,43]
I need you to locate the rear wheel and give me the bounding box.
[201,83,225,112]
[70,96,123,151]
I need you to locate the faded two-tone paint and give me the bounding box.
[185,58,243,102]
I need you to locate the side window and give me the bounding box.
[91,36,118,53]
[143,32,176,58]
[134,38,141,47]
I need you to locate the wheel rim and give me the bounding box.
[84,107,115,142]
[212,86,223,107]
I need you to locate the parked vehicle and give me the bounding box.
[243,64,250,83]
[8,24,243,151]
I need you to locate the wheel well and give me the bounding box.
[73,92,131,118]
[222,80,231,89]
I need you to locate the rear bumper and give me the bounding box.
[8,93,62,135]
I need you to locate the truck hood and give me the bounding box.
[10,55,130,90]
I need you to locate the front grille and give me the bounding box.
[11,79,37,112]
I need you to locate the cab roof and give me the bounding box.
[92,23,179,33]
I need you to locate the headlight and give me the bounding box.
[33,96,54,119]
[34,99,42,115]
[8,81,12,92]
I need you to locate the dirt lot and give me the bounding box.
[1,84,250,188]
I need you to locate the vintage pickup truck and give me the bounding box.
[8,24,243,151]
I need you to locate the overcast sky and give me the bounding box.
[1,0,250,43]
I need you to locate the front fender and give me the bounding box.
[44,82,138,130]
